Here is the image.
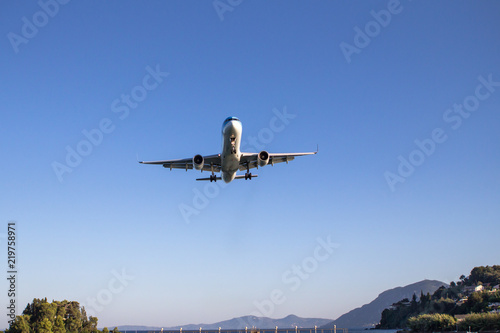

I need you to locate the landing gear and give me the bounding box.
[230,137,236,154]
[244,162,253,180]
[210,163,217,182]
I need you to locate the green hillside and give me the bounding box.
[376,265,500,330]
[321,280,446,328]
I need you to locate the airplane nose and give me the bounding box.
[222,172,235,183]
[223,120,241,134]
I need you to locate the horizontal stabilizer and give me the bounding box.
[196,176,222,181]
[234,174,258,179]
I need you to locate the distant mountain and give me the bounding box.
[116,281,446,330]
[321,279,447,328]
[117,315,333,331]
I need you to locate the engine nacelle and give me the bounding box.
[193,154,204,170]
[257,150,269,167]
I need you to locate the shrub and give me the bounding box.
[407,313,457,332]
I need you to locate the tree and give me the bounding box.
[6,299,99,333]
[53,315,67,333]
[457,313,500,331]
[467,291,486,313]
[408,314,456,332]
[433,286,447,300]
[81,316,98,333]
[419,292,431,311]
[65,302,83,333]
[6,315,31,333]
[39,318,53,333]
[411,293,418,311]
[53,301,67,318]
[469,266,500,286]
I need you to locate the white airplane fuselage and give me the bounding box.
[221,118,242,183]
[139,116,317,183]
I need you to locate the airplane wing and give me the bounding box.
[238,150,317,171]
[139,154,222,172]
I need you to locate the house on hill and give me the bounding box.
[464,285,484,294]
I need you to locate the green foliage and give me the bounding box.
[468,292,486,313]
[468,265,500,286]
[457,313,500,331]
[488,290,500,302]
[6,315,31,333]
[407,313,457,332]
[53,315,67,333]
[39,317,54,333]
[6,299,99,333]
[377,293,459,329]
[65,301,84,333]
[377,265,500,330]
[377,294,413,328]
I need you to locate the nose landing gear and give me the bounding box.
[230,137,236,154]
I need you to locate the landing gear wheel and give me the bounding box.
[245,172,252,180]
[210,174,217,182]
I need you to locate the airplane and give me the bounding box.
[139,116,317,183]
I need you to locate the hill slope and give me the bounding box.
[322,279,447,328]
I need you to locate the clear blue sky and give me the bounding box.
[1,0,500,329]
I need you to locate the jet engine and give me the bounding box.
[257,150,269,167]
[193,154,204,170]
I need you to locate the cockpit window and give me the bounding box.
[222,117,240,128]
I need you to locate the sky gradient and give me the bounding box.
[1,0,500,329]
